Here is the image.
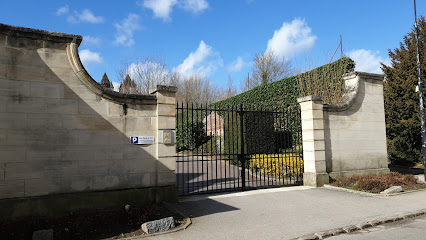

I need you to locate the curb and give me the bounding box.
[323,184,426,197]
[291,208,426,240]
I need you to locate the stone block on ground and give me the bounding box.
[141,216,175,234]
[380,186,402,194]
[32,229,53,240]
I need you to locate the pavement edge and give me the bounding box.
[291,208,426,240]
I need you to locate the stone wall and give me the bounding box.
[0,23,177,217]
[298,72,389,186]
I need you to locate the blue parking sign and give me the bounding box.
[130,136,154,145]
[131,137,139,144]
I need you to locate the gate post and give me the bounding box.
[298,96,329,187]
[151,85,178,201]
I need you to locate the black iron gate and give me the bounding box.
[176,103,303,196]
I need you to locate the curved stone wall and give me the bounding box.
[0,23,177,208]
[298,72,389,186]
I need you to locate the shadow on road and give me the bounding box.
[172,198,240,218]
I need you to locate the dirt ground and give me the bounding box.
[0,203,185,240]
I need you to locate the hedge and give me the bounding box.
[176,58,355,156]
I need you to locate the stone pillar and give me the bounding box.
[152,86,178,190]
[298,96,329,186]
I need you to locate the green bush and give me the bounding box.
[214,57,355,111]
[175,58,355,157]
[176,120,209,152]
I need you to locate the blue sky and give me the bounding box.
[1,0,425,92]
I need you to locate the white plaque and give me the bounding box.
[131,136,154,145]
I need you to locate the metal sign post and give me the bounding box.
[414,0,426,179]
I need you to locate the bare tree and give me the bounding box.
[131,56,169,94]
[116,58,131,86]
[251,50,293,87]
[174,74,220,105]
[241,72,255,92]
[217,75,237,101]
[116,56,228,104]
[116,56,170,95]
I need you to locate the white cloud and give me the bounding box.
[79,49,103,65]
[141,0,209,21]
[79,9,104,23]
[181,0,209,13]
[67,16,78,24]
[227,56,246,72]
[67,9,104,24]
[127,61,170,82]
[142,0,177,21]
[83,36,101,47]
[56,5,69,16]
[114,14,141,47]
[174,41,223,77]
[111,82,121,92]
[266,18,317,58]
[347,49,390,74]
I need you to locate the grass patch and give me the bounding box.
[331,172,426,194]
[0,203,185,240]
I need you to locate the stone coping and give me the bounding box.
[325,72,383,112]
[323,72,359,112]
[344,71,384,82]
[298,71,384,112]
[67,37,166,105]
[151,85,178,94]
[297,95,323,103]
[0,23,83,45]
[0,22,179,105]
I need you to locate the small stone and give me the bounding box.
[404,212,417,219]
[315,230,334,238]
[414,210,425,216]
[141,217,175,234]
[32,229,53,240]
[297,234,319,240]
[380,186,402,194]
[382,217,396,223]
[368,219,383,226]
[356,222,372,230]
[330,228,346,236]
[342,225,359,233]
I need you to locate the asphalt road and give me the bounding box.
[139,186,426,240]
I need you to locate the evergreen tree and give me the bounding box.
[381,16,426,165]
[119,74,139,94]
[100,73,114,90]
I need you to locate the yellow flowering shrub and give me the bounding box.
[250,153,303,177]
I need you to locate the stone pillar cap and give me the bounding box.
[297,95,323,103]
[151,85,178,94]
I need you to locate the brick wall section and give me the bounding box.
[0,24,177,200]
[298,72,389,186]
